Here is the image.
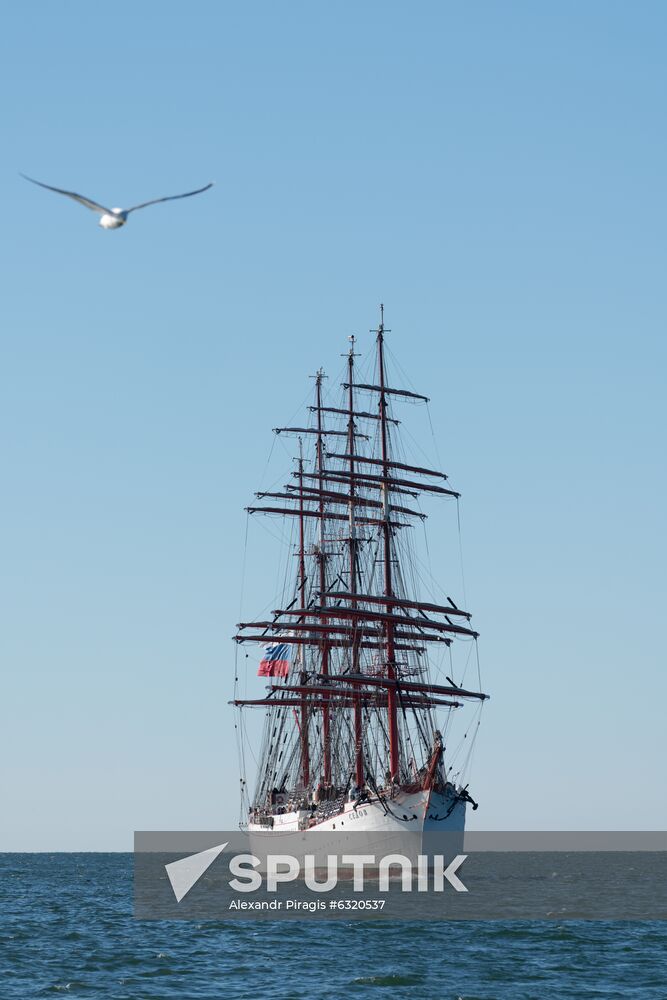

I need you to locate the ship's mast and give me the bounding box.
[376,305,400,780]
[297,440,310,788]
[347,337,364,787]
[315,370,331,786]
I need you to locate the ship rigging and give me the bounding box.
[232,308,488,835]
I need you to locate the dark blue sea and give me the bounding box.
[1,854,665,999]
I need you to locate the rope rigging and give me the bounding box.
[231,318,487,828]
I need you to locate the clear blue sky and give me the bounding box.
[1,2,665,850]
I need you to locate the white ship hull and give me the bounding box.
[248,786,466,858]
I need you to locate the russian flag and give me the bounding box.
[258,642,291,677]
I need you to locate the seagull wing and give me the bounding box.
[125,182,214,214]
[20,174,112,214]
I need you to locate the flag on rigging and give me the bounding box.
[257,642,291,677]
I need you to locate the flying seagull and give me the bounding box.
[21,174,213,229]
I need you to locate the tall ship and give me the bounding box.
[232,308,488,839]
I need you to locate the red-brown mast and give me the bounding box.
[376,305,400,780]
[297,440,310,788]
[315,370,332,786]
[347,338,364,787]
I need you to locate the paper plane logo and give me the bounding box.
[165,842,228,903]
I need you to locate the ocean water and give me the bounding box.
[1,854,665,999]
